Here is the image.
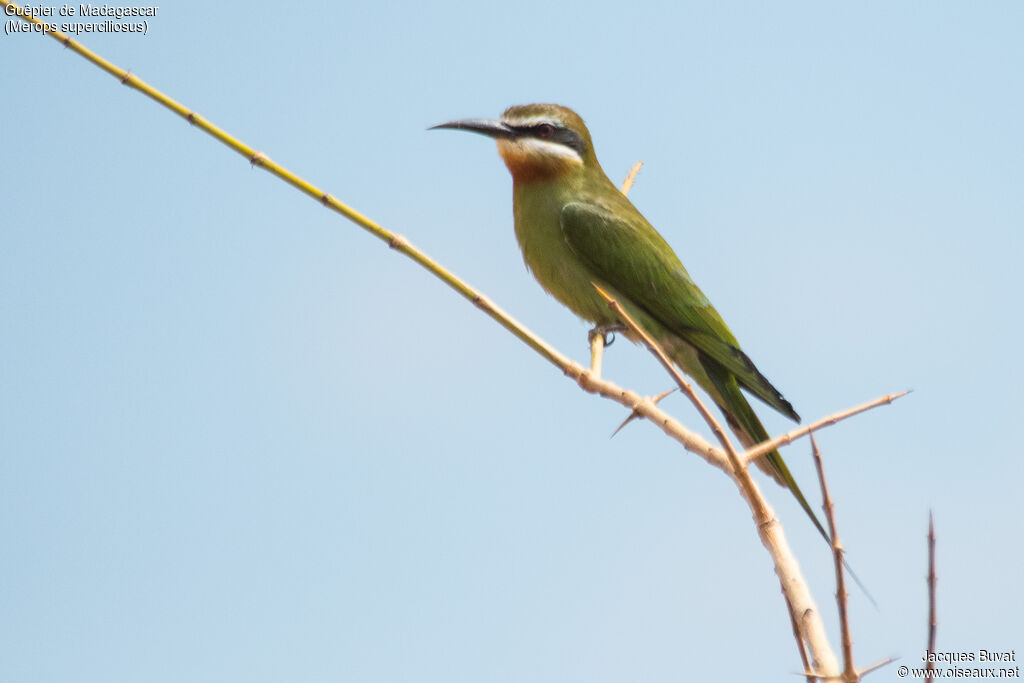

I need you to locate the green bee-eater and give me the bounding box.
[433,103,828,542]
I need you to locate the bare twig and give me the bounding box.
[785,591,817,683]
[594,285,839,676]
[589,331,606,377]
[926,511,937,679]
[568,367,726,469]
[0,1,583,376]
[811,435,857,683]
[620,161,643,196]
[743,391,910,465]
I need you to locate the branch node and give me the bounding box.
[575,368,600,394]
[249,151,269,168]
[472,295,492,312]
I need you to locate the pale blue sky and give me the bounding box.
[3,2,1022,681]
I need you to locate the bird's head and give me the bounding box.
[431,103,596,182]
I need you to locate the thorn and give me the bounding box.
[652,388,676,404]
[610,413,636,438]
[610,388,675,438]
[857,656,899,678]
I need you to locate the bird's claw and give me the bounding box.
[588,323,626,348]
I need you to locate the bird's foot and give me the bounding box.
[587,323,626,347]
[587,324,617,376]
[587,324,626,377]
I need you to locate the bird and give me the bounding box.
[432,103,828,542]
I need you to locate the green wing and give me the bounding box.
[560,200,832,544]
[560,201,799,422]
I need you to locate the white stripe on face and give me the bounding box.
[515,137,584,165]
[501,115,555,128]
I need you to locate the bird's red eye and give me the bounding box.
[537,123,554,138]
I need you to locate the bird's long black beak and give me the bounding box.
[429,118,516,140]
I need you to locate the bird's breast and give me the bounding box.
[511,182,617,326]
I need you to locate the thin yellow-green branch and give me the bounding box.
[0,0,571,369]
[1,0,739,489]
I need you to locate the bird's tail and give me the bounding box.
[699,360,877,601]
[702,362,832,545]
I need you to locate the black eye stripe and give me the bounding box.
[513,122,587,157]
